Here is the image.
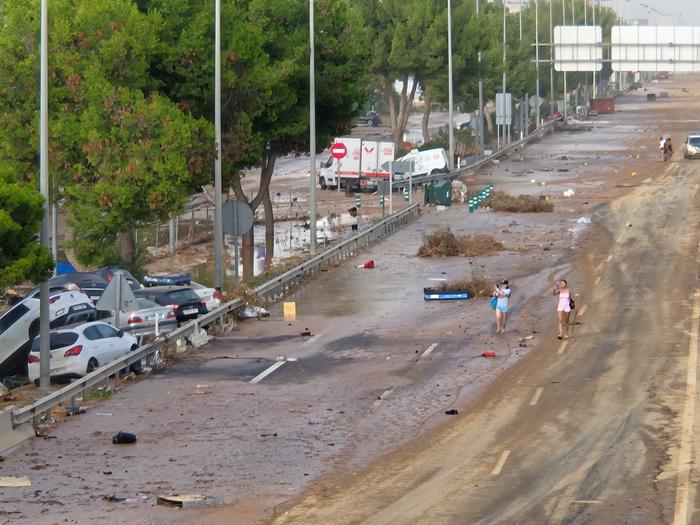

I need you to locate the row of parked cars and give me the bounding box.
[0,268,222,386]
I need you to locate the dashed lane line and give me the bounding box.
[594,276,602,285]
[578,304,588,316]
[302,333,324,345]
[249,360,288,384]
[421,343,439,358]
[606,254,613,262]
[371,388,395,410]
[557,341,569,355]
[673,287,700,525]
[491,450,511,476]
[529,387,544,406]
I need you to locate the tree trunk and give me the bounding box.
[384,71,419,153]
[119,230,135,265]
[485,109,494,135]
[262,187,274,269]
[231,151,277,283]
[421,86,431,144]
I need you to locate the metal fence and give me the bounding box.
[11,122,556,429]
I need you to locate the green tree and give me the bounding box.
[0,167,53,292]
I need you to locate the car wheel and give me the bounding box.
[29,320,39,340]
[319,177,327,190]
[129,344,143,374]
[86,358,98,374]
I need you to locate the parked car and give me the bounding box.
[27,321,139,383]
[133,286,207,323]
[93,266,141,291]
[101,298,177,334]
[25,272,108,303]
[357,110,382,127]
[0,291,96,378]
[142,272,192,287]
[190,281,222,311]
[684,132,700,159]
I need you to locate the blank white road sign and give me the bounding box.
[554,26,602,72]
[611,26,700,72]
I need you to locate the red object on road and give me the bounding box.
[330,142,348,159]
[482,351,496,357]
[357,259,375,269]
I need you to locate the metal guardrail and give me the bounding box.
[393,122,556,189]
[11,123,558,428]
[10,203,421,428]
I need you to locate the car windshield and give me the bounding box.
[166,289,199,303]
[137,298,160,309]
[31,332,79,352]
[0,303,30,336]
[689,137,700,147]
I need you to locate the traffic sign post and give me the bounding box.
[331,142,347,194]
[223,200,254,283]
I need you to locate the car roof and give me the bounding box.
[134,286,193,293]
[50,272,108,286]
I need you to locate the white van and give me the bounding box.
[393,148,449,180]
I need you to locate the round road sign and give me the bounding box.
[330,142,347,160]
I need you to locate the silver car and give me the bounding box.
[103,298,177,336]
[684,133,700,159]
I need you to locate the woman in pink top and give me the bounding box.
[553,279,573,339]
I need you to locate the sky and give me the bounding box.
[605,0,700,25]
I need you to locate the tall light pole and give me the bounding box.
[477,0,484,155]
[519,0,523,41]
[39,0,50,390]
[213,0,224,290]
[309,0,317,252]
[562,0,568,119]
[535,0,541,125]
[502,0,507,146]
[550,0,555,115]
[593,0,597,99]
[447,0,454,169]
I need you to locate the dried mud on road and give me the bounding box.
[2,76,698,525]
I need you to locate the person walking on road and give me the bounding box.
[664,137,673,162]
[493,280,511,334]
[553,279,573,339]
[659,136,665,161]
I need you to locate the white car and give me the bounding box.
[393,148,449,180]
[0,291,96,378]
[27,321,138,382]
[190,282,222,312]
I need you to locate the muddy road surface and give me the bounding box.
[3,76,700,525]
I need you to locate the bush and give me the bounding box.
[488,191,554,213]
[417,228,504,257]
[438,272,493,298]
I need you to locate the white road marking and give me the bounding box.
[249,360,288,384]
[491,450,511,476]
[594,276,602,285]
[371,388,395,410]
[428,278,448,281]
[578,304,588,316]
[595,263,604,273]
[557,341,569,355]
[302,333,323,345]
[673,287,700,525]
[606,254,613,262]
[529,387,544,406]
[571,500,601,505]
[421,343,439,358]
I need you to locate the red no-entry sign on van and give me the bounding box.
[330,142,347,159]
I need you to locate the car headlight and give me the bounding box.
[55,308,65,316]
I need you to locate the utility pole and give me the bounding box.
[502,0,507,146]
[549,0,555,116]
[447,0,454,169]
[213,0,224,290]
[593,0,597,99]
[519,0,523,41]
[39,0,50,390]
[535,0,541,125]
[309,0,317,253]
[562,0,568,120]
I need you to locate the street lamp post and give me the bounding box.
[535,0,541,125]
[39,0,50,390]
[213,0,224,290]
[502,0,507,147]
[477,0,484,155]
[447,0,454,169]
[309,0,317,253]
[550,0,555,116]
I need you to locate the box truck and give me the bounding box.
[318,138,394,191]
